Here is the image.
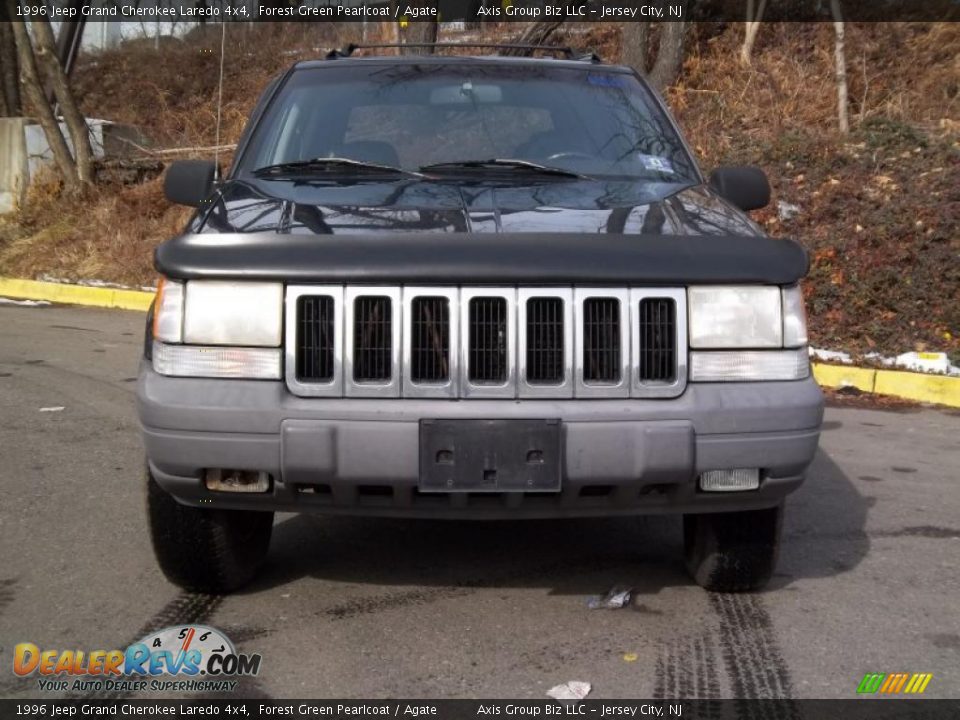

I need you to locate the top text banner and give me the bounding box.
[19,0,960,23]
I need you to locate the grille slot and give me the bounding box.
[296,295,335,382]
[411,296,450,383]
[468,297,507,384]
[526,297,564,384]
[353,296,392,382]
[583,297,621,384]
[638,298,677,383]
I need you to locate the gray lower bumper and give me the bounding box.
[137,364,823,519]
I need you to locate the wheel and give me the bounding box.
[146,467,273,593]
[683,504,783,592]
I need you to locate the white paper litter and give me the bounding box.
[39,406,65,412]
[777,200,802,221]
[547,681,591,701]
[587,587,632,609]
[0,297,51,307]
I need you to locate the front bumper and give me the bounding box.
[137,364,823,519]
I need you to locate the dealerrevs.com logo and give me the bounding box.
[13,625,261,693]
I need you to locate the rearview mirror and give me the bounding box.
[429,82,503,105]
[708,166,771,212]
[164,160,218,207]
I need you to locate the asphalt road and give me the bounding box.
[1,303,959,701]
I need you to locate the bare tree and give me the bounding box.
[622,22,687,92]
[740,0,767,66]
[8,15,81,192]
[830,0,849,133]
[0,6,23,115]
[31,19,95,183]
[510,20,564,48]
[399,1,438,54]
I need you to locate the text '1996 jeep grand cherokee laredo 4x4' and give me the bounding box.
[139,44,824,595]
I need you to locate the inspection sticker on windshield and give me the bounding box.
[637,154,675,173]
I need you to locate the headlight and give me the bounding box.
[151,279,284,380]
[688,286,782,348]
[183,281,283,346]
[781,284,809,347]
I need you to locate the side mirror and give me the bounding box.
[708,166,771,212]
[164,160,218,207]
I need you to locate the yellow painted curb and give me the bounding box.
[0,276,155,312]
[811,363,877,394]
[813,362,960,409]
[874,369,960,408]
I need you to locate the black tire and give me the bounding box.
[146,468,273,594]
[683,504,783,592]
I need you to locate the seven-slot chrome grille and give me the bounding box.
[285,286,686,398]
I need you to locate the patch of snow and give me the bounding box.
[0,297,51,307]
[809,347,853,364]
[36,274,152,291]
[892,352,958,376]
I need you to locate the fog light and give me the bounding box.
[699,468,760,492]
[204,469,271,493]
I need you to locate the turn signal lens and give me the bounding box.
[152,341,281,379]
[689,348,810,381]
[782,284,809,348]
[153,278,184,343]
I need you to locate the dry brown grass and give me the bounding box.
[0,169,190,286]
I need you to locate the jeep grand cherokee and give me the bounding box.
[139,45,824,594]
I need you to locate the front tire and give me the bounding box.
[683,505,783,592]
[146,468,273,593]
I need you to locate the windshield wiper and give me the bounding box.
[420,158,587,179]
[253,157,423,178]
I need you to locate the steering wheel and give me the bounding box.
[545,151,595,162]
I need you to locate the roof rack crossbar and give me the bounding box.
[325,43,595,60]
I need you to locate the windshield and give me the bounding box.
[238,63,700,185]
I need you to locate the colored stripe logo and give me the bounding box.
[857,673,933,694]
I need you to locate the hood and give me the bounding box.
[194,176,765,238]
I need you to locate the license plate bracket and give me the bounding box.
[419,419,561,492]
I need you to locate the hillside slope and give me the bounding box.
[0,22,956,361]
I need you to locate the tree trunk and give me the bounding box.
[620,22,650,74]
[31,18,95,184]
[8,15,80,193]
[648,22,686,91]
[0,13,22,116]
[399,0,438,54]
[740,0,766,66]
[830,0,849,134]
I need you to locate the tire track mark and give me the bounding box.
[66,591,224,701]
[709,593,800,720]
[653,636,721,702]
[0,577,17,618]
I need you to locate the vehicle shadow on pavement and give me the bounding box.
[242,449,869,597]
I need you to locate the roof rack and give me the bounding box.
[325,43,602,63]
